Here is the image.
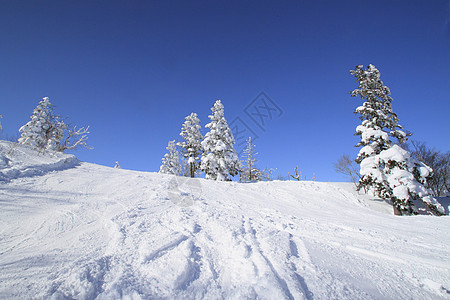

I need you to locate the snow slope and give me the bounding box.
[0,141,79,182]
[0,141,449,299]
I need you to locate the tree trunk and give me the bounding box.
[190,162,195,178]
[392,202,402,216]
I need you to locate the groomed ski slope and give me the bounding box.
[0,141,449,299]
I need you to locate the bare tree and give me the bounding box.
[56,125,91,152]
[290,166,300,181]
[0,115,22,142]
[334,154,361,186]
[240,137,257,182]
[257,167,274,181]
[239,137,274,182]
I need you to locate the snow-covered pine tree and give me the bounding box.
[18,97,66,151]
[159,140,182,175]
[351,64,403,201]
[351,64,444,215]
[177,113,203,178]
[364,144,445,215]
[201,100,240,181]
[18,97,90,153]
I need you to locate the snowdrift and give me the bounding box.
[0,141,449,299]
[0,141,79,182]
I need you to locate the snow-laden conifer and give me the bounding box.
[159,140,182,175]
[18,97,65,151]
[351,65,443,215]
[18,97,90,152]
[177,113,203,178]
[351,65,407,160]
[360,144,444,215]
[201,100,240,181]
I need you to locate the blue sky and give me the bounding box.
[1,0,449,181]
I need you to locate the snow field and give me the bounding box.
[0,141,449,299]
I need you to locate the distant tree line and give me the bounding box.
[159,100,272,182]
[2,68,446,218]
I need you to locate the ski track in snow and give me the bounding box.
[1,145,449,299]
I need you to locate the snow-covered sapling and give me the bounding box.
[159,140,183,175]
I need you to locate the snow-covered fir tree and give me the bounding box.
[177,113,203,178]
[201,100,240,181]
[159,140,182,175]
[18,97,90,153]
[18,97,65,151]
[361,144,445,215]
[351,64,444,215]
[351,64,408,159]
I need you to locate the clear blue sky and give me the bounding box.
[1,0,449,181]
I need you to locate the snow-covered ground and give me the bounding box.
[1,141,449,299]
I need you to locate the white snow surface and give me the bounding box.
[1,141,450,299]
[0,141,79,182]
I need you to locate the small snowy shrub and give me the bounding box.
[159,140,182,175]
